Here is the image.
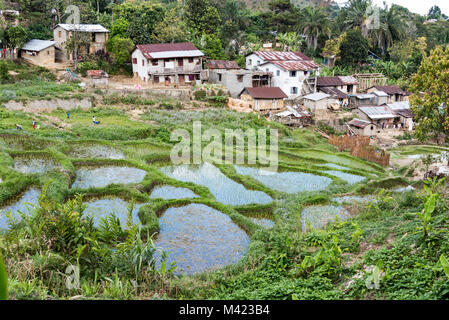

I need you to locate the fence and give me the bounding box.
[328,135,370,152]
[328,135,390,167]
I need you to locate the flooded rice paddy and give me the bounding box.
[249,217,275,229]
[83,198,143,227]
[233,165,333,193]
[160,163,272,205]
[154,204,250,275]
[149,186,199,200]
[324,170,366,185]
[68,144,126,160]
[0,188,40,229]
[301,205,350,231]
[72,166,147,189]
[13,157,62,174]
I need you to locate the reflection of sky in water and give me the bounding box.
[160,163,272,205]
[234,165,332,193]
[333,195,373,204]
[149,186,199,200]
[317,163,350,170]
[69,145,125,160]
[301,205,351,231]
[250,217,275,229]
[324,170,366,185]
[14,158,61,174]
[83,198,143,227]
[154,204,250,275]
[0,188,40,230]
[72,166,147,189]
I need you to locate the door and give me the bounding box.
[178,58,184,67]
[165,76,170,86]
[179,75,185,85]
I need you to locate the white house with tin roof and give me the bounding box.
[245,51,320,99]
[132,42,205,86]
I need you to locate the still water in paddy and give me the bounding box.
[301,205,351,231]
[72,166,147,189]
[0,188,40,230]
[154,204,250,275]
[160,163,272,205]
[68,145,126,160]
[83,198,143,227]
[250,217,275,229]
[324,170,366,185]
[233,165,332,193]
[13,157,62,174]
[149,186,199,200]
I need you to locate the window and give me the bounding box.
[291,87,298,94]
[257,60,260,66]
[154,76,159,83]
[132,58,137,64]
[276,70,280,77]
[289,71,297,77]
[248,59,252,65]
[152,60,158,66]
[218,74,222,81]
[188,58,194,63]
[58,31,62,38]
[237,75,243,82]
[142,60,145,67]
[178,58,184,67]
[266,68,269,72]
[304,71,307,76]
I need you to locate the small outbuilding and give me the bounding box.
[238,87,287,112]
[367,85,409,103]
[303,92,331,113]
[357,106,400,129]
[20,39,56,67]
[87,70,109,87]
[347,118,377,136]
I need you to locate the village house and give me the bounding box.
[207,59,272,98]
[356,106,400,130]
[316,76,358,95]
[238,87,287,112]
[87,70,109,87]
[303,92,332,114]
[53,24,110,61]
[349,93,376,108]
[387,101,414,131]
[354,73,388,92]
[20,39,56,67]
[347,118,378,136]
[132,42,205,86]
[245,51,320,99]
[274,106,312,127]
[366,85,410,103]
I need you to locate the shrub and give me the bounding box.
[193,90,207,101]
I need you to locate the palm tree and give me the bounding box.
[298,6,330,51]
[370,5,407,55]
[342,0,372,37]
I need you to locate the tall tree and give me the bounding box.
[6,25,27,59]
[342,0,372,37]
[338,29,369,66]
[185,0,221,35]
[409,46,449,143]
[298,6,330,51]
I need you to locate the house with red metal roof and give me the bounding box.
[245,51,321,100]
[238,87,288,112]
[366,85,410,103]
[131,42,205,86]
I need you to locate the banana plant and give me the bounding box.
[0,252,7,300]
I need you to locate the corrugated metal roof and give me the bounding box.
[348,118,373,128]
[372,85,406,96]
[387,101,410,110]
[242,87,288,99]
[317,76,358,87]
[251,51,310,61]
[87,70,108,78]
[207,60,240,70]
[372,90,389,97]
[319,87,347,99]
[266,60,320,71]
[56,24,109,33]
[304,92,330,101]
[135,43,204,59]
[22,39,55,52]
[359,106,398,120]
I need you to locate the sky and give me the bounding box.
[334,0,449,16]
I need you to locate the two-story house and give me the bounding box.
[245,51,320,99]
[131,42,205,86]
[53,24,109,61]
